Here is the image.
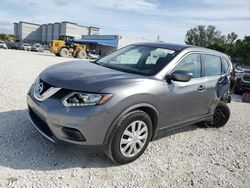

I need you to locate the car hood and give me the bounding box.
[40,61,145,92]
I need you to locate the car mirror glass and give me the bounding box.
[169,70,193,82]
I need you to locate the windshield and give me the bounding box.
[32,44,39,47]
[96,45,177,75]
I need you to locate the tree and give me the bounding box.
[234,36,250,65]
[226,32,238,45]
[0,33,15,41]
[185,25,222,47]
[185,25,250,65]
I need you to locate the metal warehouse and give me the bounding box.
[14,21,100,44]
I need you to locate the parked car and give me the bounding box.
[27,43,232,164]
[31,43,44,52]
[0,40,8,49]
[19,43,31,51]
[7,42,20,49]
[234,66,250,94]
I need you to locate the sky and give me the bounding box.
[0,0,250,43]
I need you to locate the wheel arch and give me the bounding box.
[103,103,159,146]
[216,82,231,103]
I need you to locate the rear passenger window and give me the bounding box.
[203,55,222,76]
[222,58,229,74]
[173,53,201,78]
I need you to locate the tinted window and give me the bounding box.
[222,58,229,74]
[173,53,201,78]
[203,54,222,76]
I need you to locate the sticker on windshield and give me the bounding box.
[155,48,175,54]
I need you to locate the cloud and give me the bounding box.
[0,21,12,26]
[0,0,249,42]
[89,0,158,12]
[28,2,37,6]
[53,0,67,7]
[0,21,13,34]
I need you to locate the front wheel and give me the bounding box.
[106,110,153,164]
[59,48,69,57]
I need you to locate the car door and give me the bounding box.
[201,54,230,110]
[161,53,211,127]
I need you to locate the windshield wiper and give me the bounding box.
[92,60,102,65]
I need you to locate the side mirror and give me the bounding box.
[166,70,193,83]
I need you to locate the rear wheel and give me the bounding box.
[59,48,69,57]
[77,50,87,59]
[200,101,230,128]
[106,110,152,164]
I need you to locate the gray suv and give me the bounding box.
[27,43,232,164]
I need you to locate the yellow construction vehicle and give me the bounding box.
[50,35,88,59]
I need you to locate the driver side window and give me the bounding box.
[173,53,201,78]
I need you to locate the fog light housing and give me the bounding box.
[62,127,86,141]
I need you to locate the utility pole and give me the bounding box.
[156,34,160,42]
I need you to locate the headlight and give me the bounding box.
[62,92,112,107]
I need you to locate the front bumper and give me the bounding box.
[27,85,115,152]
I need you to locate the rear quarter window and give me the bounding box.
[222,58,230,74]
[203,54,222,76]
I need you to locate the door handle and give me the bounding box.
[197,85,206,92]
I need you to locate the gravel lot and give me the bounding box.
[0,49,250,188]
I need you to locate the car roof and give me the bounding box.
[134,42,229,59]
[134,42,191,51]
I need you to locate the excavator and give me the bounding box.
[50,35,88,59]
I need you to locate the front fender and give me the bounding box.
[103,101,159,146]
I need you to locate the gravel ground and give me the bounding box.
[0,49,250,188]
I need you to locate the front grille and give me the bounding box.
[243,74,250,82]
[33,79,61,102]
[39,80,52,95]
[28,107,53,138]
[241,84,250,90]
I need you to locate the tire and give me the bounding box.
[201,101,230,128]
[76,50,87,59]
[106,110,153,164]
[59,48,69,57]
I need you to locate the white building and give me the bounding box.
[14,21,100,44]
[14,22,41,43]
